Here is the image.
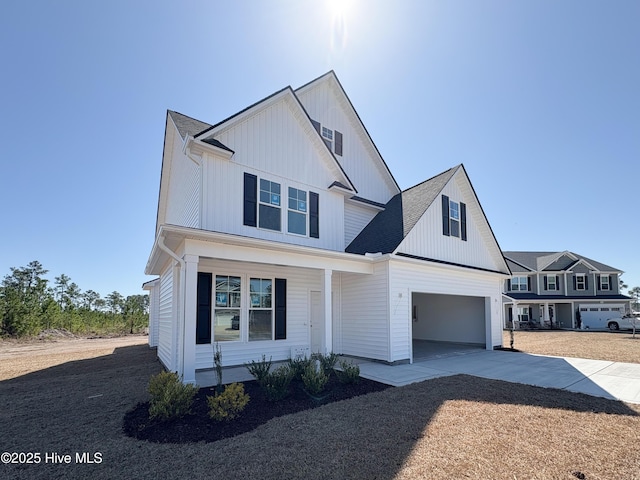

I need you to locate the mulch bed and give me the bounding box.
[123,375,390,444]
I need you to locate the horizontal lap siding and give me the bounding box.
[157,265,174,370]
[344,202,378,248]
[166,126,200,228]
[340,263,389,361]
[389,260,504,357]
[195,259,322,368]
[148,283,160,347]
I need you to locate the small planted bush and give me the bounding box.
[313,352,339,375]
[245,355,272,384]
[148,371,197,420]
[288,356,312,380]
[302,362,329,395]
[207,382,250,422]
[335,360,360,384]
[261,365,294,401]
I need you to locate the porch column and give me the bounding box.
[324,269,332,354]
[543,302,550,327]
[182,254,199,384]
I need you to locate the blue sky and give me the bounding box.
[1,0,639,298]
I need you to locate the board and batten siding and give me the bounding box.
[202,97,345,252]
[397,175,500,272]
[194,258,324,368]
[165,124,201,228]
[157,264,175,371]
[389,259,504,358]
[344,202,379,248]
[296,81,398,205]
[340,262,390,362]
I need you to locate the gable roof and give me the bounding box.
[346,167,458,254]
[502,251,622,273]
[295,71,400,196]
[168,110,212,139]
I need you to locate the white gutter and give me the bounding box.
[182,135,202,166]
[157,235,187,380]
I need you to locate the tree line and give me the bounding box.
[0,260,148,337]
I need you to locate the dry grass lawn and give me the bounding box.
[1,335,639,480]
[504,329,640,364]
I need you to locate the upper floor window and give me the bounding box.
[288,187,307,236]
[511,276,529,291]
[311,119,343,156]
[575,274,586,291]
[599,275,610,291]
[259,179,281,231]
[441,195,467,241]
[546,275,558,291]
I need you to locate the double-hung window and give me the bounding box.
[288,187,307,235]
[511,276,528,291]
[449,201,460,237]
[600,275,610,291]
[575,274,586,291]
[214,275,241,341]
[259,179,281,231]
[517,307,530,322]
[546,275,557,291]
[249,278,273,341]
[441,195,467,241]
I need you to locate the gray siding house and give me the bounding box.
[502,251,631,329]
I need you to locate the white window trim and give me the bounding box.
[600,275,610,291]
[449,200,460,238]
[248,277,275,342]
[576,274,586,291]
[213,274,242,343]
[547,275,558,291]
[287,186,308,237]
[258,178,282,232]
[511,276,528,291]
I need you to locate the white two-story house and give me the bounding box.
[143,71,511,383]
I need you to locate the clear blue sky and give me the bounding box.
[1,0,639,298]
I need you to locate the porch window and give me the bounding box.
[599,275,610,291]
[517,307,530,322]
[287,187,307,236]
[249,278,273,341]
[259,179,281,231]
[511,276,529,291]
[214,276,241,341]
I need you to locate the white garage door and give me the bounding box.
[579,304,624,329]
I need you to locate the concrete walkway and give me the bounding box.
[196,350,640,405]
[355,350,640,405]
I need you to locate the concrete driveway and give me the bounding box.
[356,350,640,405]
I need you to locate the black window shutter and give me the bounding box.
[597,275,601,290]
[442,195,450,236]
[585,276,589,290]
[544,276,548,290]
[507,279,511,291]
[556,276,560,290]
[508,307,513,323]
[196,272,212,344]
[243,173,257,227]
[527,277,531,291]
[309,192,319,238]
[528,307,533,319]
[334,130,343,156]
[460,202,467,241]
[275,278,287,340]
[311,119,321,135]
[573,276,577,290]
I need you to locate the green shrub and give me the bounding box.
[302,362,328,395]
[148,371,197,420]
[207,383,250,422]
[261,365,294,401]
[288,355,312,380]
[313,352,339,375]
[335,360,360,384]
[245,355,272,384]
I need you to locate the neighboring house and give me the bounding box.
[502,251,631,330]
[144,71,511,383]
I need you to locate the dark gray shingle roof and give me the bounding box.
[502,251,622,273]
[346,166,458,255]
[168,110,212,139]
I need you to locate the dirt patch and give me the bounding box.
[503,330,640,364]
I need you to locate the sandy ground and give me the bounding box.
[0,335,148,381]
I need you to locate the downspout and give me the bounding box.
[157,235,187,379]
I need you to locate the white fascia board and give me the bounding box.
[390,253,511,279]
[147,225,377,275]
[567,258,598,272]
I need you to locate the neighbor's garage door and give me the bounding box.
[412,293,486,345]
[579,304,624,329]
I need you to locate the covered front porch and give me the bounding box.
[504,300,574,330]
